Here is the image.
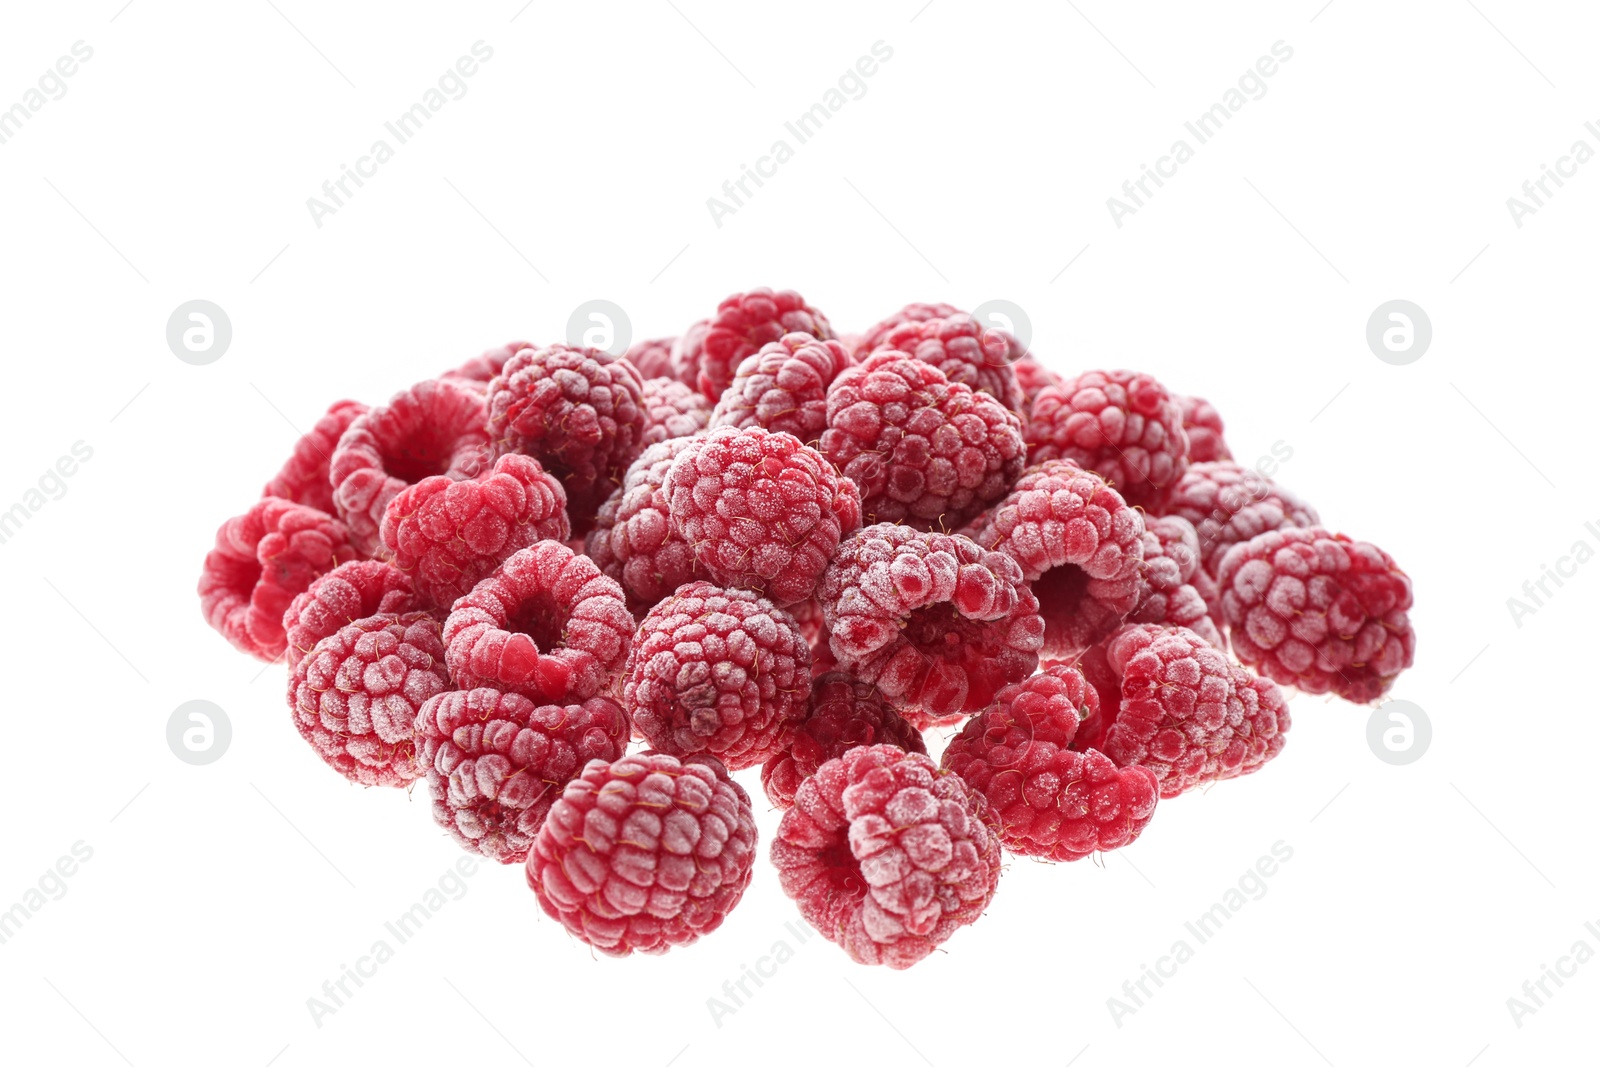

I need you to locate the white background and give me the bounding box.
[0,1,1593,1064]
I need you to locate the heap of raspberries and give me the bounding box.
[197,287,1415,967]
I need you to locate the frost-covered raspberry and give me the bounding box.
[771,745,1002,969]
[1074,624,1290,798]
[262,399,367,515]
[1012,351,1063,413]
[853,301,963,357]
[528,751,757,956]
[942,666,1158,861]
[676,288,835,401]
[821,351,1025,530]
[664,426,861,607]
[623,582,810,770]
[1217,528,1414,703]
[199,497,357,661]
[330,379,491,556]
[440,341,530,392]
[818,524,1043,728]
[1159,461,1320,577]
[1127,515,1223,648]
[586,438,708,611]
[1026,370,1189,508]
[869,313,1025,414]
[964,460,1145,661]
[443,541,635,702]
[484,343,647,527]
[288,611,450,787]
[760,673,926,809]
[624,336,680,382]
[1176,394,1231,463]
[415,688,630,863]
[708,332,851,443]
[639,377,712,447]
[380,453,570,610]
[282,559,421,670]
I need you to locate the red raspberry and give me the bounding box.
[1074,624,1290,798]
[771,745,1002,969]
[527,751,757,956]
[760,673,927,809]
[287,611,450,787]
[282,559,421,670]
[853,301,963,356]
[586,438,709,611]
[484,343,647,528]
[623,581,810,770]
[708,331,851,444]
[818,524,1043,728]
[443,541,635,702]
[664,426,862,607]
[821,351,1025,530]
[870,313,1025,414]
[330,379,491,556]
[624,336,680,382]
[1176,394,1232,463]
[440,341,530,392]
[415,688,630,863]
[1025,369,1189,508]
[262,399,367,515]
[199,497,357,661]
[963,460,1145,661]
[1012,351,1063,413]
[1159,461,1320,577]
[640,377,712,447]
[941,666,1159,861]
[1127,515,1223,648]
[380,453,570,610]
[1217,527,1415,703]
[678,287,835,401]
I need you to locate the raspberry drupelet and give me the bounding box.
[639,377,712,447]
[281,559,421,670]
[771,744,1003,969]
[676,287,835,401]
[1216,527,1415,702]
[1175,394,1232,463]
[623,336,681,382]
[1025,369,1190,508]
[586,437,709,611]
[623,582,811,771]
[528,751,758,956]
[1158,461,1320,577]
[708,331,852,444]
[262,399,368,515]
[760,672,927,809]
[868,313,1025,414]
[852,301,963,357]
[1011,351,1063,414]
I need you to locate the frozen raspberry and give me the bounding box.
[416,688,630,863]
[1176,394,1232,463]
[664,426,861,607]
[282,559,421,670]
[443,541,635,702]
[853,301,963,356]
[330,379,491,556]
[380,453,570,611]
[1159,461,1320,577]
[623,582,810,770]
[1012,351,1063,413]
[199,497,357,662]
[262,399,368,515]
[818,524,1043,728]
[586,438,708,611]
[941,666,1158,861]
[708,331,851,444]
[1127,515,1224,648]
[1217,528,1415,703]
[771,745,1002,969]
[678,288,835,401]
[288,611,450,787]
[1025,370,1189,508]
[964,460,1145,661]
[787,596,825,648]
[440,341,530,392]
[528,751,757,956]
[870,314,1025,414]
[484,343,647,528]
[624,336,680,382]
[821,351,1025,530]
[639,377,712,447]
[1074,624,1290,798]
[761,673,927,809]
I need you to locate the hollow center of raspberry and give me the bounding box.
[900,603,984,655]
[817,838,867,900]
[504,591,563,649]
[1033,564,1089,629]
[385,438,458,483]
